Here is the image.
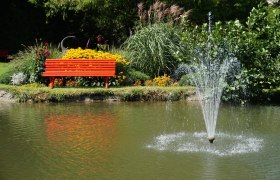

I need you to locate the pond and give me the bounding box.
[0,101,279,179]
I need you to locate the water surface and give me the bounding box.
[0,101,279,179]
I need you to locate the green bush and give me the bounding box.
[223,4,280,102]
[124,69,150,85]
[179,74,193,86]
[0,42,63,84]
[238,4,280,89]
[178,4,280,102]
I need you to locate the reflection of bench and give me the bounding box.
[42,59,116,88]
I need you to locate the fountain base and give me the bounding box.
[208,137,215,143]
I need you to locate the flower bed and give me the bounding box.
[55,48,129,87]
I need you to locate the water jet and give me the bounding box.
[187,12,237,142]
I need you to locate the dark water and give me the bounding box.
[0,101,279,180]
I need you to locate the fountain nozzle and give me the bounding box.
[208,137,215,143]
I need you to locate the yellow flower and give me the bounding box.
[61,48,129,83]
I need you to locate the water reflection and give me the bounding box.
[44,112,117,175]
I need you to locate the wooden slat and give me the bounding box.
[42,72,114,76]
[42,59,116,77]
[44,68,115,70]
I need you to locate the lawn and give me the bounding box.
[0,62,9,76]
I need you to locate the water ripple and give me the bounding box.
[147,132,263,156]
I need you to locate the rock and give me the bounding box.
[0,90,18,102]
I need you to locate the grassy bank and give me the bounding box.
[0,84,195,103]
[0,62,9,76]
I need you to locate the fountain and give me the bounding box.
[188,12,237,143]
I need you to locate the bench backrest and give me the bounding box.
[43,59,116,77]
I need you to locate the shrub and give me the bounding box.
[222,4,280,102]
[29,42,51,83]
[0,41,62,84]
[125,69,150,86]
[238,4,280,91]
[153,74,171,86]
[178,74,193,86]
[172,63,190,81]
[145,74,171,87]
[10,72,27,85]
[54,78,63,88]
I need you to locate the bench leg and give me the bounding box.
[105,77,109,89]
[49,77,54,89]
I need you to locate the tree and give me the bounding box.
[142,0,265,24]
[28,0,138,46]
[27,0,266,47]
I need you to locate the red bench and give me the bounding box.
[42,59,116,88]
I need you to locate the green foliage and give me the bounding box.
[0,84,193,102]
[157,0,264,24]
[28,0,98,17]
[178,21,242,102]
[29,42,50,83]
[178,20,243,62]
[178,4,280,102]
[3,0,263,54]
[21,83,47,88]
[122,23,183,76]
[178,74,193,86]
[229,4,280,100]
[0,42,62,84]
[28,0,138,46]
[0,63,9,76]
[10,72,27,85]
[124,69,150,85]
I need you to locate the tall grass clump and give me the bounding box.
[122,1,190,77]
[123,23,183,77]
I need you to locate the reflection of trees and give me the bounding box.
[44,112,116,174]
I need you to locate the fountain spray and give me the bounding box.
[188,12,236,143]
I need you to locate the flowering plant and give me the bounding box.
[54,78,63,87]
[30,40,50,83]
[61,48,129,86]
[96,35,109,51]
[145,74,171,86]
[66,79,78,87]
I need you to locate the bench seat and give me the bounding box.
[42,59,116,88]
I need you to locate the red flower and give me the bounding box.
[37,50,43,56]
[97,36,102,43]
[44,49,50,56]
